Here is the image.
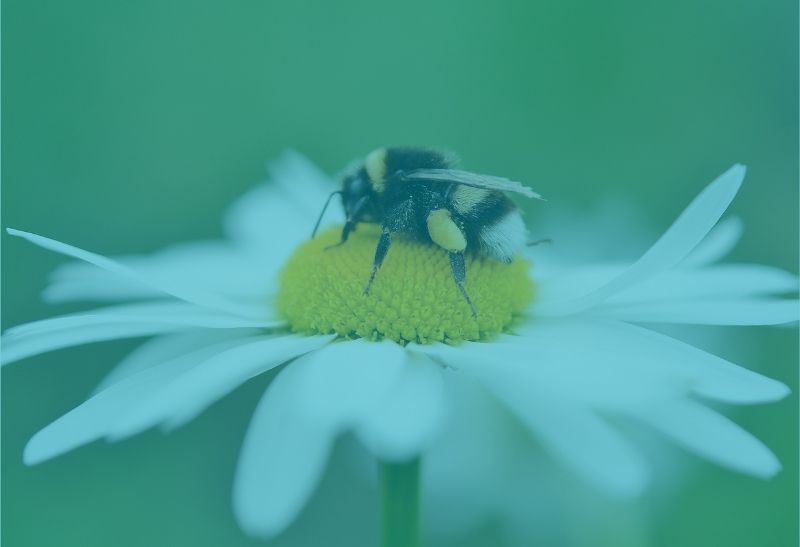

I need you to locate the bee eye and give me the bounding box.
[348,176,368,196]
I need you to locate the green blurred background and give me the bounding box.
[3,0,797,546]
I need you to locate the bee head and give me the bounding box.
[312,153,384,240]
[341,168,379,223]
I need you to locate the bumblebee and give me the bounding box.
[312,147,542,316]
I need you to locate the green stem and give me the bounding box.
[379,457,422,547]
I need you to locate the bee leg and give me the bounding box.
[325,196,372,250]
[448,251,477,318]
[526,238,552,247]
[363,227,392,295]
[324,220,355,250]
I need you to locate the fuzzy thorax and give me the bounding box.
[277,226,534,344]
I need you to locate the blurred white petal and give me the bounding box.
[598,298,799,325]
[6,301,279,337]
[290,339,406,427]
[232,346,344,538]
[355,351,447,462]
[609,265,799,304]
[534,264,625,307]
[680,217,743,267]
[527,198,652,271]
[45,264,161,302]
[473,364,650,497]
[423,373,569,546]
[266,150,344,224]
[224,151,343,252]
[536,263,798,314]
[637,400,781,478]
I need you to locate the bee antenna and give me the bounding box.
[311,191,343,239]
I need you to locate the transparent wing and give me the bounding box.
[401,169,544,199]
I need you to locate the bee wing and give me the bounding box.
[401,169,544,199]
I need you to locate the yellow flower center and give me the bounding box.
[277,225,534,344]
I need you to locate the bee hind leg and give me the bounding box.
[448,251,477,318]
[363,227,392,295]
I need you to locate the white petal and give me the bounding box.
[637,399,781,478]
[538,263,799,311]
[292,339,406,427]
[535,165,745,315]
[2,322,192,366]
[233,357,336,538]
[526,198,652,270]
[107,334,334,438]
[587,321,790,404]
[680,217,743,267]
[6,301,278,337]
[45,264,161,302]
[2,302,282,366]
[533,263,625,308]
[418,321,680,409]
[466,359,650,496]
[6,228,263,318]
[92,330,256,395]
[421,318,788,407]
[23,338,248,464]
[355,351,447,461]
[608,265,799,304]
[597,298,799,325]
[422,373,562,543]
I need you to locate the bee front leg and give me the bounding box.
[449,251,477,318]
[325,195,372,251]
[526,238,552,247]
[325,220,355,250]
[363,227,392,295]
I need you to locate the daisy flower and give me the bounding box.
[3,152,797,545]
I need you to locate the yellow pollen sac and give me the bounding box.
[426,209,467,252]
[277,225,535,345]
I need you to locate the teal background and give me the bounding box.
[2,1,797,546]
